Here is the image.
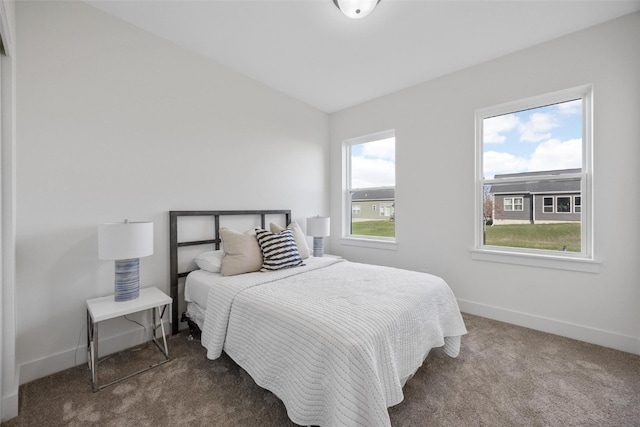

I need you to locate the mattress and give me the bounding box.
[184,269,221,308]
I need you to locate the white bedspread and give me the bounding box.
[199,258,467,427]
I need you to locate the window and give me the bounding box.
[344,130,396,242]
[574,196,581,213]
[556,196,571,213]
[380,204,393,217]
[504,197,523,211]
[475,85,593,268]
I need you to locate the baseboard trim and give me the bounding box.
[1,376,19,422]
[18,303,639,385]
[458,298,640,355]
[18,319,171,385]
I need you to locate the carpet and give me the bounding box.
[3,313,639,426]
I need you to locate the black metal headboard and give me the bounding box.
[169,210,291,335]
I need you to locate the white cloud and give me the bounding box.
[556,99,581,116]
[519,112,558,142]
[483,114,519,144]
[351,156,395,188]
[361,137,395,161]
[527,138,582,171]
[484,138,582,178]
[483,151,528,178]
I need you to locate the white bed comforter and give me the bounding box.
[200,258,467,427]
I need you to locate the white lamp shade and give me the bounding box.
[307,216,331,237]
[99,221,154,260]
[334,0,380,19]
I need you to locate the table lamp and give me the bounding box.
[306,216,330,257]
[99,220,153,301]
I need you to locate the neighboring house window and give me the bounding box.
[504,197,523,211]
[352,205,361,215]
[380,204,393,217]
[475,85,593,265]
[574,196,581,213]
[344,130,396,241]
[556,196,571,213]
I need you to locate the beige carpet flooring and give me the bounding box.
[3,313,639,427]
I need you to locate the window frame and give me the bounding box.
[504,197,524,212]
[473,85,597,273]
[342,129,397,250]
[556,196,572,214]
[379,203,393,217]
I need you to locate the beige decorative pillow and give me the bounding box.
[270,222,310,259]
[219,228,263,276]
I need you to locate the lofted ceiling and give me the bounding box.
[85,0,640,113]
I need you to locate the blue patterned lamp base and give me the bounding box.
[114,258,140,301]
[313,237,325,257]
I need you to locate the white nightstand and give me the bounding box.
[86,287,172,391]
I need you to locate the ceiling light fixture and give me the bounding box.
[333,0,380,19]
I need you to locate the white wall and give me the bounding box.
[16,0,329,383]
[1,0,17,420]
[330,12,640,354]
[14,0,640,392]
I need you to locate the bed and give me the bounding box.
[169,210,467,427]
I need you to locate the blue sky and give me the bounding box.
[483,99,582,179]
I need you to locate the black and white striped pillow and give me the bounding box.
[255,228,304,272]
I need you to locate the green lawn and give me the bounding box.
[351,221,579,251]
[484,223,581,252]
[351,220,395,237]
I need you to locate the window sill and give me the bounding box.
[340,237,398,251]
[470,248,600,273]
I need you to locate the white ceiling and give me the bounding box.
[86,0,640,113]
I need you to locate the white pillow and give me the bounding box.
[194,250,224,273]
[269,222,311,259]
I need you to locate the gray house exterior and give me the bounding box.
[351,187,395,221]
[489,169,581,224]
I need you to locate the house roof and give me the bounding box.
[493,168,581,179]
[490,169,581,194]
[351,188,395,202]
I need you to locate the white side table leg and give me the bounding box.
[87,310,99,392]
